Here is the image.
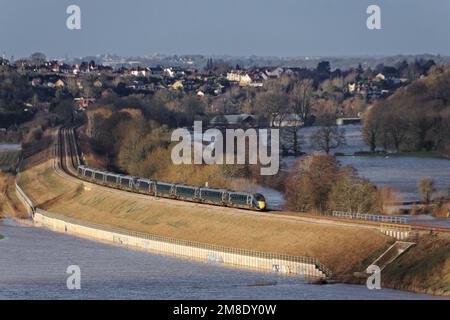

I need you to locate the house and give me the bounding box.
[74,97,96,110]
[375,73,386,81]
[31,77,42,87]
[348,83,357,93]
[264,67,284,79]
[172,80,184,90]
[227,70,252,86]
[130,67,150,77]
[55,79,65,88]
[209,114,258,128]
[271,114,304,127]
[150,66,164,75]
[164,67,175,78]
[93,79,103,88]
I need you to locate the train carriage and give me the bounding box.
[228,192,266,210]
[174,184,199,201]
[228,192,251,207]
[156,182,174,197]
[93,170,105,183]
[105,173,120,186]
[199,188,228,205]
[83,168,94,179]
[119,175,136,190]
[136,178,156,195]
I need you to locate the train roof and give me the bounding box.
[136,178,154,183]
[175,184,198,189]
[119,175,137,180]
[200,187,228,193]
[228,191,252,196]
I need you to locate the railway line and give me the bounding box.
[55,126,450,235]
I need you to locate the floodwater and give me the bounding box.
[0,144,21,152]
[338,156,450,202]
[0,219,441,300]
[281,125,450,202]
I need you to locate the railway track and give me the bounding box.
[56,126,450,235]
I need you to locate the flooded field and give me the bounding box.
[0,219,441,300]
[282,125,450,202]
[338,156,450,202]
[0,144,21,152]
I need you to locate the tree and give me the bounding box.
[363,107,381,152]
[328,167,380,213]
[255,91,289,127]
[285,154,380,214]
[285,154,339,212]
[288,79,313,154]
[316,61,331,74]
[310,121,346,154]
[29,52,46,66]
[418,177,436,204]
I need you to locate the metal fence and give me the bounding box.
[36,208,332,278]
[331,210,408,224]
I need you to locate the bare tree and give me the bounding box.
[310,121,346,154]
[288,79,313,154]
[255,91,289,127]
[362,107,381,153]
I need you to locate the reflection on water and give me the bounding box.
[0,220,440,300]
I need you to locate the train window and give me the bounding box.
[254,193,265,201]
[85,170,92,177]
[94,173,103,180]
[139,181,149,190]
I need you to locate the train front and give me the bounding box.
[253,193,266,211]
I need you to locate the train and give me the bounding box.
[76,165,267,211]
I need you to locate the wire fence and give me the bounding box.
[331,210,408,224]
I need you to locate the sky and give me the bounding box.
[0,0,449,59]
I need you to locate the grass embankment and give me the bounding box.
[19,149,391,274]
[381,236,450,296]
[343,236,450,296]
[0,234,4,240]
[0,172,27,218]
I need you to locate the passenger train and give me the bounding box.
[77,165,267,211]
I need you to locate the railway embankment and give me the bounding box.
[12,128,450,296]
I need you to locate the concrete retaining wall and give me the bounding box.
[33,209,328,279]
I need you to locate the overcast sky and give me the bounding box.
[0,0,449,59]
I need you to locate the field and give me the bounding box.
[0,150,21,172]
